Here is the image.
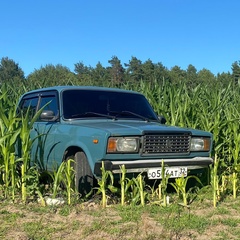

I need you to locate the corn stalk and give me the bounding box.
[210,155,220,207]
[19,105,45,203]
[170,175,202,206]
[0,94,21,200]
[63,159,75,205]
[159,160,170,206]
[50,162,65,198]
[96,161,117,208]
[120,164,126,206]
[135,174,145,206]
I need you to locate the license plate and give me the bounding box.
[148,167,188,179]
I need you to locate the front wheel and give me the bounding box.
[74,151,94,196]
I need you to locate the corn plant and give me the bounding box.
[49,161,71,199]
[226,110,240,199]
[210,155,221,207]
[231,168,239,199]
[220,174,228,195]
[145,161,170,206]
[0,95,21,199]
[96,161,117,208]
[48,159,76,204]
[170,175,202,206]
[119,165,139,206]
[24,165,46,206]
[19,105,46,203]
[134,174,146,206]
[126,176,147,206]
[158,160,170,206]
[9,153,21,201]
[62,159,75,205]
[119,164,126,206]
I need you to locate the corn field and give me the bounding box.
[0,79,240,207]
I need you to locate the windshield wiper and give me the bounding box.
[113,111,150,122]
[71,112,116,119]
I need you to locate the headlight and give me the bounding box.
[107,137,139,153]
[190,137,211,151]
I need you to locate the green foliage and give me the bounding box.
[50,162,66,199]
[108,56,125,85]
[0,57,25,84]
[210,155,221,207]
[158,160,170,206]
[170,175,202,206]
[24,165,46,206]
[48,159,75,205]
[62,159,75,205]
[119,165,143,206]
[27,64,77,88]
[19,104,46,203]
[130,174,148,206]
[95,161,118,208]
[119,164,127,206]
[0,87,21,199]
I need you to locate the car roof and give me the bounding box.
[24,86,140,95]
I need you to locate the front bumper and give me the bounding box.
[94,156,213,176]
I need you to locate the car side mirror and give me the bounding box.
[40,110,56,121]
[158,115,166,124]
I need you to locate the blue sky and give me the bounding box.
[1,0,239,76]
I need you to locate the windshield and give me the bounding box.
[62,89,158,121]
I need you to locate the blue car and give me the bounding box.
[17,86,213,195]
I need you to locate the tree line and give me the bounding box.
[0,56,240,89]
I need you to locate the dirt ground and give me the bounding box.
[1,198,240,240]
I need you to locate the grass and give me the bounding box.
[1,187,240,240]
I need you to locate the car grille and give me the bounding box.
[142,132,191,154]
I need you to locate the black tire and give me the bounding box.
[74,151,94,196]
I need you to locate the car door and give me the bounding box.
[19,90,60,171]
[34,91,60,171]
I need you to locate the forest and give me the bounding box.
[0,56,240,89]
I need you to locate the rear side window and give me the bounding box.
[19,96,39,119]
[19,91,59,121]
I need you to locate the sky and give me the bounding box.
[1,0,239,77]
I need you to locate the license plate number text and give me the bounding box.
[148,167,188,179]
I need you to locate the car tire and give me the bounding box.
[74,151,94,196]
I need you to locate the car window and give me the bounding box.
[19,91,59,121]
[39,95,58,117]
[19,96,39,119]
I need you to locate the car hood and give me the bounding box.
[66,119,210,136]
